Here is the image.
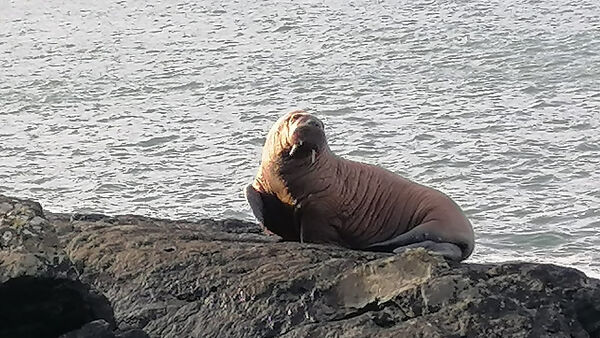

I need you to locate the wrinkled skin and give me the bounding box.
[246,110,475,261]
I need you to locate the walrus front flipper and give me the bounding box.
[245,184,298,241]
[391,240,463,261]
[297,204,346,247]
[245,184,265,224]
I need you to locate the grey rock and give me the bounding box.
[1,194,600,338]
[116,329,151,338]
[0,195,117,338]
[0,202,13,214]
[0,195,70,283]
[59,320,115,338]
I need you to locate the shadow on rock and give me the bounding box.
[0,277,114,338]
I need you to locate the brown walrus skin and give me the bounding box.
[246,110,475,261]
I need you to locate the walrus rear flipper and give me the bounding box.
[391,241,463,261]
[245,184,298,241]
[366,221,469,261]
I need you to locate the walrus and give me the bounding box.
[245,110,475,261]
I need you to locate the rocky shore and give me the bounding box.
[0,194,599,337]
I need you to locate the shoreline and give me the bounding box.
[7,193,599,279]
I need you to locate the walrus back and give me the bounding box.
[344,160,473,255]
[329,159,427,247]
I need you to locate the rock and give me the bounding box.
[59,320,115,338]
[1,194,599,337]
[0,196,118,338]
[116,329,150,338]
[0,195,67,282]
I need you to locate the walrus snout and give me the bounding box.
[288,113,325,147]
[287,115,325,163]
[302,118,322,129]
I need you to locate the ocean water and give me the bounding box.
[1,0,599,277]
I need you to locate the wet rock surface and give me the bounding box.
[1,194,599,338]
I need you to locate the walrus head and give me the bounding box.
[263,110,328,165]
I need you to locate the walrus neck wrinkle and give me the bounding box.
[281,147,332,203]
